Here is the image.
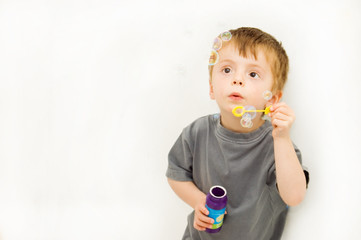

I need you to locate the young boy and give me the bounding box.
[166,27,309,240]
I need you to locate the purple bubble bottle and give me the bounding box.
[205,185,227,233]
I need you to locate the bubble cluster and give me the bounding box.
[263,90,272,101]
[234,103,272,128]
[240,110,254,129]
[208,31,232,66]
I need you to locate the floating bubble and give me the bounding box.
[209,50,219,66]
[240,118,248,127]
[262,114,271,121]
[263,90,272,100]
[241,117,253,128]
[240,114,252,128]
[242,113,252,121]
[213,113,220,120]
[221,31,232,41]
[244,105,257,119]
[212,37,222,51]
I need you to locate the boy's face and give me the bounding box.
[209,42,278,116]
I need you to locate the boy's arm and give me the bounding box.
[273,138,306,206]
[167,179,206,209]
[167,178,214,231]
[269,102,307,206]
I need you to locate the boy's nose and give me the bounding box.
[231,80,244,86]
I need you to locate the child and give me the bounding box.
[166,27,309,240]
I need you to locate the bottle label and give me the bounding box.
[205,205,226,229]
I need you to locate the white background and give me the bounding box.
[1,0,361,239]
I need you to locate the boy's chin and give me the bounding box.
[218,106,237,117]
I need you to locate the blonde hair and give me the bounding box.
[209,27,289,92]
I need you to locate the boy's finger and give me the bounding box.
[196,219,213,229]
[200,206,209,215]
[202,214,214,224]
[272,112,289,121]
[195,215,214,229]
[270,102,287,112]
[193,221,207,231]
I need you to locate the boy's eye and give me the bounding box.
[249,72,259,78]
[223,68,231,73]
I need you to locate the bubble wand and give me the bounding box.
[232,105,272,118]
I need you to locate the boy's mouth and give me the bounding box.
[229,92,244,101]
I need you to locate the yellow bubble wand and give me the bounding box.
[232,105,272,117]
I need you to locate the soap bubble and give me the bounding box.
[221,31,232,41]
[247,120,253,128]
[209,50,219,65]
[263,90,272,100]
[242,113,252,121]
[240,118,248,127]
[241,117,253,128]
[241,114,253,128]
[244,105,257,119]
[212,37,222,51]
[213,113,220,120]
[243,112,252,120]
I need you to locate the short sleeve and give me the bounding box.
[294,146,310,188]
[267,144,310,188]
[166,131,194,182]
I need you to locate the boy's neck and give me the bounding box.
[219,111,265,133]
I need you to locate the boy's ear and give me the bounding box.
[268,90,282,105]
[209,80,215,100]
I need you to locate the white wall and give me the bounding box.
[0,0,360,239]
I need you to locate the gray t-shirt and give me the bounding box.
[166,114,307,240]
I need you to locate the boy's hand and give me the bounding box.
[269,102,295,139]
[193,199,214,231]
